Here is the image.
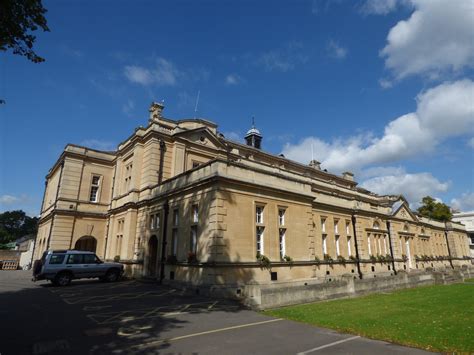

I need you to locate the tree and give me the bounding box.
[0,210,38,248]
[0,0,49,63]
[417,196,453,222]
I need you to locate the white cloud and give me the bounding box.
[0,195,20,205]
[257,42,309,72]
[80,139,116,151]
[360,170,449,206]
[222,131,242,142]
[124,58,180,86]
[360,0,400,15]
[122,99,135,116]
[381,0,474,79]
[468,137,474,148]
[225,74,242,85]
[379,78,393,89]
[282,80,474,172]
[327,40,348,59]
[451,192,474,212]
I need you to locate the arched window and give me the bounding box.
[373,221,380,229]
[403,224,409,233]
[74,236,97,252]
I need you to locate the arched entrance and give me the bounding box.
[147,235,158,276]
[74,236,97,253]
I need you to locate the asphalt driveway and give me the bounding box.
[0,271,433,354]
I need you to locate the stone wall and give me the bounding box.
[242,266,474,309]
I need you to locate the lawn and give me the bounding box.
[265,281,474,353]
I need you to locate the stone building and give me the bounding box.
[453,211,474,257]
[33,103,471,292]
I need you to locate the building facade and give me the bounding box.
[453,211,474,257]
[33,103,472,290]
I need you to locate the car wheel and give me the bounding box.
[105,269,120,282]
[54,272,72,286]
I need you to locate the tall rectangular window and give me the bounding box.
[256,206,263,224]
[190,226,197,253]
[334,219,339,235]
[347,236,352,256]
[377,236,382,255]
[279,229,286,259]
[171,229,178,256]
[173,209,179,227]
[368,234,372,255]
[335,235,340,256]
[256,227,264,254]
[278,209,285,226]
[89,175,101,202]
[346,221,351,235]
[155,213,160,229]
[322,234,327,254]
[150,214,155,230]
[124,163,133,191]
[321,218,326,233]
[192,205,199,223]
[383,236,387,254]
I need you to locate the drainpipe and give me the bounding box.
[351,214,363,279]
[159,200,170,284]
[444,229,455,269]
[46,161,65,250]
[386,221,397,275]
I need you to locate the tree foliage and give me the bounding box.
[0,0,49,63]
[417,196,452,222]
[0,210,38,248]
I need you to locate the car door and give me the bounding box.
[82,253,100,277]
[65,253,85,278]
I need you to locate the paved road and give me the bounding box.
[0,271,433,355]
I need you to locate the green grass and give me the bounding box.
[264,282,474,353]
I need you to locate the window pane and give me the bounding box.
[67,254,84,264]
[83,254,96,264]
[49,254,65,265]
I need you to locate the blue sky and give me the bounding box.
[1,0,473,216]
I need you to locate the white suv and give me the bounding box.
[32,250,124,286]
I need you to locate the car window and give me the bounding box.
[83,254,96,264]
[67,254,84,264]
[49,254,65,265]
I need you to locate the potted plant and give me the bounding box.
[370,255,377,263]
[323,254,333,263]
[283,255,293,263]
[113,255,120,262]
[256,253,271,270]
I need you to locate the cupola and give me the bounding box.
[245,118,263,149]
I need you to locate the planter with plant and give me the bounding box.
[369,255,377,263]
[256,253,271,270]
[337,255,346,264]
[323,254,333,263]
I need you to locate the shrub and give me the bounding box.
[402,254,408,262]
[324,254,333,263]
[370,255,377,263]
[314,256,321,264]
[283,255,293,263]
[337,255,346,264]
[113,255,120,262]
[385,254,393,261]
[256,253,271,269]
[349,255,358,262]
[377,255,386,262]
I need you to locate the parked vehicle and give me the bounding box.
[32,250,124,286]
